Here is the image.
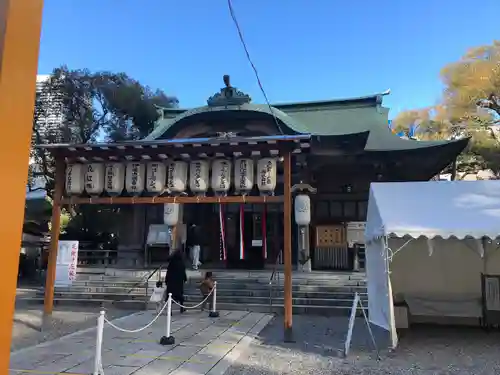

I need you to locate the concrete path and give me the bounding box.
[9,310,273,375]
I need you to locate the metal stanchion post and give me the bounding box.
[93,310,105,375]
[209,281,220,318]
[160,293,175,345]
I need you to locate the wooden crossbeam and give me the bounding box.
[58,143,296,163]
[60,195,284,205]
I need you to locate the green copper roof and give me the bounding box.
[146,86,467,152]
[145,103,307,140]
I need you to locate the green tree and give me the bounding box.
[440,40,500,126]
[392,41,500,178]
[93,71,178,141]
[27,66,178,242]
[391,108,431,135]
[30,66,178,197]
[439,40,500,176]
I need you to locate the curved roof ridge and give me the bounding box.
[144,104,308,140]
[152,89,392,113]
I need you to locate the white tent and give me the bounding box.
[365,180,500,349]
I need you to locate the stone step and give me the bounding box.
[185,290,368,300]
[38,269,368,317]
[49,287,367,300]
[75,273,366,285]
[18,297,365,316]
[183,295,365,307]
[59,279,368,287]
[87,268,367,280]
[65,280,367,292]
[43,291,367,307]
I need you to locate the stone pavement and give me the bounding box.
[11,305,131,352]
[9,310,273,375]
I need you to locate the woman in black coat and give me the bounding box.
[165,249,187,313]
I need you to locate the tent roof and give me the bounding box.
[365,180,500,241]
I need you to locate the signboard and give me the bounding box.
[55,241,79,287]
[252,240,262,247]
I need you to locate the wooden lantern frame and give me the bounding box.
[37,133,311,339]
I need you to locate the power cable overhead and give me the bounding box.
[227,0,285,135]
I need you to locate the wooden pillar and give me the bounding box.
[283,151,293,341]
[0,0,43,372]
[171,225,178,250]
[44,159,65,314]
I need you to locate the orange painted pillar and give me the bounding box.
[44,159,64,314]
[0,0,44,372]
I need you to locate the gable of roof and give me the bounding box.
[146,104,306,140]
[149,91,390,140]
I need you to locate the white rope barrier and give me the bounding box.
[93,303,169,375]
[209,282,220,318]
[93,311,105,375]
[103,300,169,333]
[93,282,221,374]
[161,282,220,345]
[171,283,216,310]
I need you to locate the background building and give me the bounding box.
[37,79,469,272]
[35,74,64,138]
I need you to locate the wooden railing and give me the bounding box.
[268,249,283,312]
[77,249,118,266]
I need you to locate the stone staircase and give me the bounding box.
[26,269,367,315]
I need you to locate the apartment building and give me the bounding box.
[35,74,64,138]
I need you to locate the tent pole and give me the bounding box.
[384,235,398,349]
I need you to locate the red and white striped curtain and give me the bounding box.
[239,204,245,260]
[219,204,227,261]
[262,205,267,259]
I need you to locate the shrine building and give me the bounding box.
[38,77,469,273]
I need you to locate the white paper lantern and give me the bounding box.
[65,163,85,195]
[166,161,188,193]
[189,160,209,195]
[146,162,166,193]
[163,203,180,226]
[211,159,232,194]
[257,158,277,194]
[104,163,125,196]
[234,158,254,194]
[125,162,145,195]
[84,163,105,195]
[294,194,311,225]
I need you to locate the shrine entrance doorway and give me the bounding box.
[186,203,283,270]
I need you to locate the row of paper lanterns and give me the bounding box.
[65,158,278,196]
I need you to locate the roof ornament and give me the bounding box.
[207,75,251,107]
[215,131,239,140]
[291,182,317,194]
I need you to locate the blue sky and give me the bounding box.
[39,0,499,119]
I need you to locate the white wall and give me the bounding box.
[389,237,500,299]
